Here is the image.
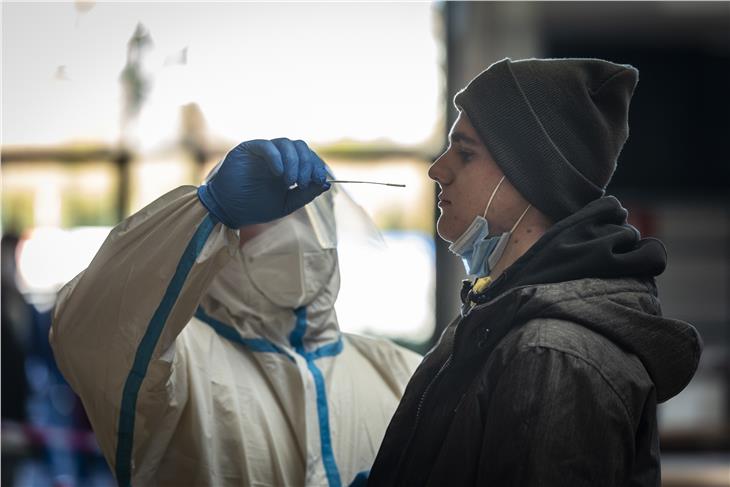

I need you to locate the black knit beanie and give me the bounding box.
[454,57,639,222]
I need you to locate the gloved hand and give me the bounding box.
[197,138,331,228]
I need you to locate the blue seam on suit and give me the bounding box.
[292,306,342,487]
[196,304,343,487]
[115,214,216,487]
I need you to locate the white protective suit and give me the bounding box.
[50,185,422,487]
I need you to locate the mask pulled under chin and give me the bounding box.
[241,216,337,309]
[447,173,531,278]
[449,215,510,277]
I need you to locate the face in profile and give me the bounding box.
[428,111,506,242]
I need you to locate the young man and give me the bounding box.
[367,58,702,486]
[50,139,421,487]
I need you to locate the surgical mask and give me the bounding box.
[241,211,337,309]
[449,176,530,277]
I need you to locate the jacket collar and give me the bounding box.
[451,282,536,365]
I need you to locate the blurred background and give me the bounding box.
[1,2,728,486]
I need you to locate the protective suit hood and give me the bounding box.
[203,203,341,352]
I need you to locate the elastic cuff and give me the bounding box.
[196,185,235,229]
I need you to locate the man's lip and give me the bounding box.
[437,199,451,208]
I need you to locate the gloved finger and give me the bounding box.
[298,141,328,186]
[314,160,330,186]
[323,163,335,182]
[293,140,315,189]
[272,138,299,187]
[242,140,284,177]
[284,182,331,215]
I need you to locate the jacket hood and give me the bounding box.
[462,196,702,403]
[516,278,701,402]
[498,195,667,289]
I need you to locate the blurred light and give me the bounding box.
[329,158,436,234]
[129,150,196,212]
[16,226,111,297]
[2,162,119,232]
[3,3,441,149]
[336,231,435,341]
[76,169,113,194]
[34,177,63,228]
[329,158,436,341]
[661,454,730,487]
[660,375,727,432]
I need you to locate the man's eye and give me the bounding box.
[459,150,473,162]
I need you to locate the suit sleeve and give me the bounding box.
[477,345,634,487]
[49,185,238,485]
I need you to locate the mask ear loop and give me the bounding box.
[510,204,532,234]
[483,175,506,219]
[475,203,532,291]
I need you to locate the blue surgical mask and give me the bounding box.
[448,176,530,278]
[449,217,511,277]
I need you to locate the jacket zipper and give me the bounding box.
[415,355,452,426]
[393,354,453,482]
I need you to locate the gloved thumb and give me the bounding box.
[283,182,331,215]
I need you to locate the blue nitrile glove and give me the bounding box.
[197,138,331,228]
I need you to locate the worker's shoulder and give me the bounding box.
[343,332,422,372]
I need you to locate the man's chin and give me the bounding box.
[436,222,456,244]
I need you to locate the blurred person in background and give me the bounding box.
[50,138,420,487]
[367,58,703,486]
[2,234,31,486]
[4,233,102,487]
[2,234,30,424]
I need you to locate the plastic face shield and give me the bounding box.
[301,183,385,251]
[303,188,337,250]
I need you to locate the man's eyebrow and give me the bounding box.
[450,131,480,146]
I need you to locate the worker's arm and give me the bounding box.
[50,138,330,485]
[50,186,237,482]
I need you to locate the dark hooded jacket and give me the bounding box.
[368,196,702,487]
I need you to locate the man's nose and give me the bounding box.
[428,152,449,185]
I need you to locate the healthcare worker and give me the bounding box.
[50,139,421,487]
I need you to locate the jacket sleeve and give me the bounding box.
[477,344,635,487]
[49,185,238,485]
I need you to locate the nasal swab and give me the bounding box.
[327,179,406,188]
[289,180,406,190]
